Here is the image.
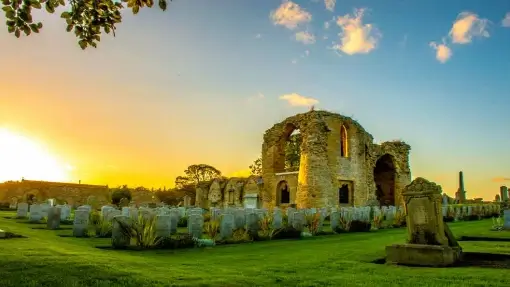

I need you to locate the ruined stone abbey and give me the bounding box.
[261,110,412,208]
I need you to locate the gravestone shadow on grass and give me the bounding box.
[0,232,28,239]
[31,227,73,231]
[16,220,46,225]
[458,236,510,242]
[370,252,510,269]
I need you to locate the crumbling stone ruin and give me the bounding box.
[194,176,263,209]
[261,110,412,209]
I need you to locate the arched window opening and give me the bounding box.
[285,129,302,171]
[340,125,348,157]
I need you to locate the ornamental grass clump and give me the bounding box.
[258,213,274,239]
[305,213,322,235]
[203,218,220,241]
[116,214,161,249]
[89,211,112,238]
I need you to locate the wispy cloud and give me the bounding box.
[280,93,319,107]
[255,33,262,39]
[291,59,298,64]
[399,34,408,49]
[333,8,381,55]
[324,21,330,29]
[449,12,489,44]
[429,40,452,63]
[324,0,336,12]
[492,177,510,183]
[295,31,316,44]
[502,12,510,27]
[270,1,312,30]
[247,93,265,102]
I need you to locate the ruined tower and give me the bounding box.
[500,186,509,201]
[455,171,466,203]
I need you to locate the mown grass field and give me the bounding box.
[1,210,510,287]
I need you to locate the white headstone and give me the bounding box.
[16,202,29,218]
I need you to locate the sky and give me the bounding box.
[1,0,509,200]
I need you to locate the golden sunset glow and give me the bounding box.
[0,128,72,183]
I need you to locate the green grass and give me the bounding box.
[1,211,510,287]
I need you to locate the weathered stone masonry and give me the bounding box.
[261,110,412,209]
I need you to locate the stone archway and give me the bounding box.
[276,180,290,205]
[374,154,396,206]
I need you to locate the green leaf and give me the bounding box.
[7,25,15,33]
[22,24,30,35]
[6,20,15,26]
[2,5,13,12]
[31,1,41,8]
[1,0,11,5]
[14,28,20,38]
[65,24,73,32]
[104,25,110,34]
[45,2,54,13]
[94,34,100,41]
[5,10,15,19]
[78,39,87,50]
[132,5,139,14]
[57,0,63,5]
[36,21,42,28]
[29,23,39,32]
[158,0,166,11]
[60,11,70,18]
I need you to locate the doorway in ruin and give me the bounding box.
[276,180,290,205]
[373,154,396,206]
[338,180,353,205]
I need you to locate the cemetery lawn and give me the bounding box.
[1,212,510,287]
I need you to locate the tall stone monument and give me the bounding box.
[385,177,462,267]
[455,171,466,203]
[500,186,508,202]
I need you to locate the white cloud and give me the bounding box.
[280,93,319,107]
[324,21,330,29]
[255,33,262,39]
[291,59,298,64]
[333,8,381,55]
[502,12,510,27]
[449,12,489,44]
[270,0,312,30]
[324,0,336,11]
[430,40,452,63]
[295,31,316,44]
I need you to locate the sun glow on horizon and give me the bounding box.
[0,128,71,183]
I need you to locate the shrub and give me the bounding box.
[371,212,383,230]
[270,226,301,240]
[349,220,371,232]
[111,186,132,205]
[204,218,220,240]
[157,234,195,249]
[89,211,112,238]
[258,213,274,238]
[305,213,322,235]
[115,215,161,248]
[177,216,188,227]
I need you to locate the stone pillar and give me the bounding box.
[457,171,466,202]
[296,117,334,208]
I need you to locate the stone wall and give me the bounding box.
[261,110,412,209]
[0,179,110,207]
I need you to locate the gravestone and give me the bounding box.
[292,211,305,232]
[155,215,172,238]
[59,204,71,221]
[73,209,90,237]
[503,209,510,230]
[46,207,61,230]
[128,208,139,221]
[234,209,245,229]
[29,204,43,222]
[246,212,259,234]
[105,209,121,222]
[169,214,178,234]
[112,215,131,248]
[330,211,339,231]
[40,203,50,219]
[385,177,462,267]
[272,209,283,229]
[187,214,203,239]
[121,207,130,217]
[16,202,29,218]
[9,197,18,209]
[220,213,235,239]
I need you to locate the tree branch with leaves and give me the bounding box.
[2,0,172,49]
